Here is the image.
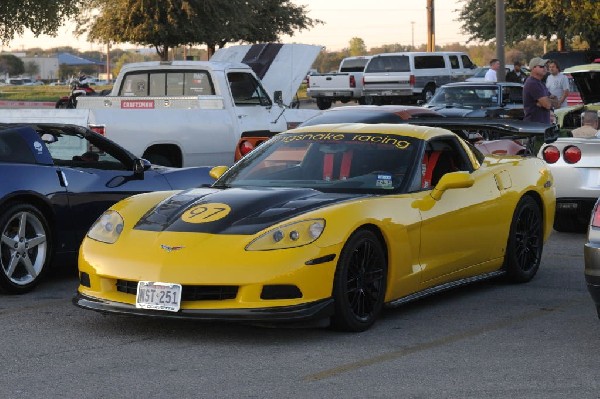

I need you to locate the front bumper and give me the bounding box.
[73,292,335,322]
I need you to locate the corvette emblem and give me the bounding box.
[160,245,185,252]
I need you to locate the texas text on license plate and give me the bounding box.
[136,281,182,312]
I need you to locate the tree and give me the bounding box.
[0,54,24,76]
[0,0,83,44]
[24,61,40,77]
[348,38,367,56]
[80,0,321,60]
[458,0,600,50]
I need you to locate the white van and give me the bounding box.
[362,51,477,104]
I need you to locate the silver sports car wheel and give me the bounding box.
[0,204,52,294]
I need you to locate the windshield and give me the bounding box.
[428,86,499,108]
[218,131,421,194]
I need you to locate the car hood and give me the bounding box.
[564,64,600,104]
[426,106,474,117]
[134,187,367,235]
[151,166,215,189]
[211,43,322,107]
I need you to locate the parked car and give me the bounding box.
[584,198,600,318]
[362,51,477,104]
[235,105,558,161]
[74,121,556,332]
[306,56,372,110]
[555,62,600,130]
[423,81,525,119]
[0,123,214,294]
[539,62,600,232]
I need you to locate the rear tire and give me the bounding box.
[331,229,387,332]
[316,98,332,110]
[0,204,53,294]
[504,196,543,283]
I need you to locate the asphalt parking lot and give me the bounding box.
[1,230,598,398]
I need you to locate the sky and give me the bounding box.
[3,0,470,53]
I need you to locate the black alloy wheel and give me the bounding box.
[504,196,543,283]
[332,229,387,332]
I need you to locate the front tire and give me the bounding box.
[331,229,387,332]
[0,204,53,294]
[504,196,543,283]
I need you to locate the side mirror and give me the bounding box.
[273,90,283,106]
[417,99,425,106]
[133,158,151,177]
[431,171,474,201]
[209,165,229,180]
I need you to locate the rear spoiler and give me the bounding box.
[407,117,559,152]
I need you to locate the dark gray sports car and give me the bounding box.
[0,123,214,294]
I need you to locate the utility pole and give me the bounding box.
[106,42,111,81]
[496,0,506,82]
[426,0,435,52]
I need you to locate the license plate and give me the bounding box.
[382,90,393,95]
[136,281,182,312]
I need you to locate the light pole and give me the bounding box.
[411,21,415,49]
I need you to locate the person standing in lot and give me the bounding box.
[506,61,527,83]
[546,60,570,109]
[523,57,558,123]
[484,59,500,82]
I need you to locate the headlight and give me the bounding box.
[87,210,124,244]
[245,219,325,251]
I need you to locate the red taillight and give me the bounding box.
[542,145,560,163]
[89,125,105,136]
[239,140,255,156]
[409,74,416,87]
[349,75,356,88]
[563,145,582,164]
[592,202,600,228]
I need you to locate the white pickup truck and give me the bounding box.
[306,56,371,110]
[0,43,321,167]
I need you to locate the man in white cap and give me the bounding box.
[523,57,559,123]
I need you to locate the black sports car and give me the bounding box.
[423,82,524,119]
[0,123,214,294]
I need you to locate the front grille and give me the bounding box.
[116,279,238,301]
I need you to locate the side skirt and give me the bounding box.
[385,270,506,308]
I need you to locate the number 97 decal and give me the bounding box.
[181,203,231,223]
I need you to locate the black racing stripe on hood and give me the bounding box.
[241,43,284,80]
[134,187,367,235]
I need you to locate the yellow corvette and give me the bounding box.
[74,123,556,332]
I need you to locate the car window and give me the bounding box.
[414,56,445,69]
[461,55,475,69]
[121,70,215,96]
[222,132,421,193]
[227,72,271,106]
[449,56,460,69]
[365,56,410,73]
[42,131,127,170]
[420,136,472,190]
[339,58,370,72]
